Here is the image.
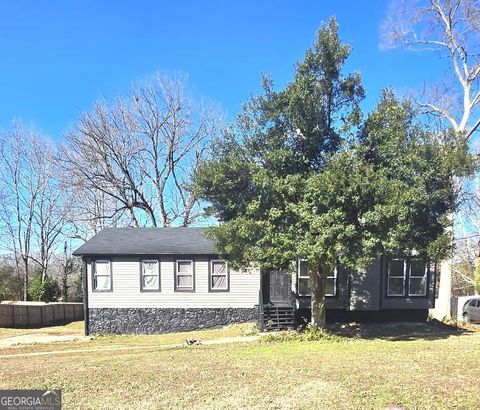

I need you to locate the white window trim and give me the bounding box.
[298,260,309,279]
[175,259,194,291]
[297,259,337,297]
[325,267,337,297]
[210,260,229,291]
[298,259,310,297]
[93,260,112,292]
[387,259,406,297]
[141,259,160,291]
[408,259,428,297]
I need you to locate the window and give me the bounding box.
[210,260,229,291]
[297,260,337,297]
[141,259,160,291]
[325,269,336,297]
[387,258,429,297]
[409,258,427,296]
[93,260,112,291]
[175,260,194,291]
[387,259,405,296]
[298,260,310,296]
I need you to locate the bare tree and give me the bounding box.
[452,258,477,294]
[29,143,72,282]
[0,125,38,299]
[381,1,480,316]
[59,74,221,229]
[381,0,480,139]
[0,124,41,300]
[0,124,68,298]
[66,187,128,242]
[454,175,480,292]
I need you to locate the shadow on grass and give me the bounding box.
[324,320,478,341]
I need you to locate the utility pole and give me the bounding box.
[62,241,69,301]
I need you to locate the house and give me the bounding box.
[73,227,437,335]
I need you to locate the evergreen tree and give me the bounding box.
[195,20,474,327]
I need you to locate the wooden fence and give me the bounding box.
[0,302,83,328]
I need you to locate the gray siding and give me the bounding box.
[87,256,260,309]
[349,259,382,311]
[293,256,434,311]
[294,265,349,310]
[327,265,350,309]
[350,257,434,310]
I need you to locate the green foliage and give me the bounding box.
[233,322,259,336]
[70,271,84,302]
[27,272,45,301]
[302,323,347,341]
[28,270,61,302]
[351,90,475,262]
[0,264,22,301]
[195,19,476,325]
[260,325,346,343]
[196,18,365,271]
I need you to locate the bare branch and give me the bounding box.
[382,0,480,139]
[58,73,222,231]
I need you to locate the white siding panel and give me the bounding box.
[88,256,260,309]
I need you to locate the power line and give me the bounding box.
[455,233,480,241]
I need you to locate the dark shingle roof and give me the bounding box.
[72,227,216,256]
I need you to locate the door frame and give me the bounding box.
[262,269,293,306]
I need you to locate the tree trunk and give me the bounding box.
[62,277,68,301]
[23,259,29,301]
[310,261,327,328]
[62,261,69,302]
[14,259,22,300]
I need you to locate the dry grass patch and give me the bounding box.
[0,321,84,339]
[0,322,256,355]
[0,324,479,409]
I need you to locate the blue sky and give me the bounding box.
[0,0,445,139]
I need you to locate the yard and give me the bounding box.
[0,322,479,409]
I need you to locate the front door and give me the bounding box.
[269,269,291,305]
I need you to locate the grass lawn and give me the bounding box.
[0,323,479,409]
[0,321,84,338]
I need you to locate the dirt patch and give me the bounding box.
[0,335,259,359]
[0,322,86,347]
[0,333,90,348]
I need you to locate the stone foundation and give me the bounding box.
[88,307,259,334]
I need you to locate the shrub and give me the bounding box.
[70,272,84,302]
[222,322,259,336]
[302,324,346,342]
[238,322,259,336]
[260,324,346,344]
[260,330,300,343]
[0,264,22,300]
[28,271,61,302]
